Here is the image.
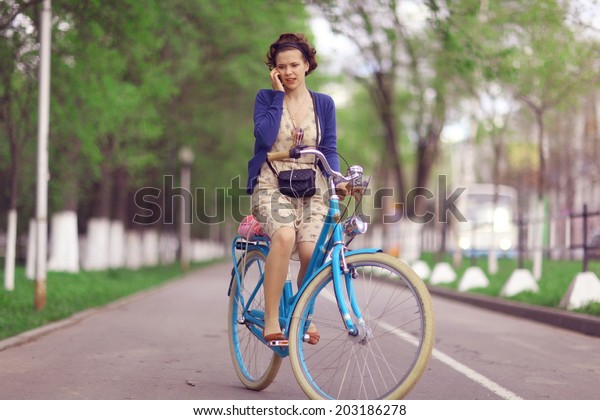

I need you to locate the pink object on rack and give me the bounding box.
[238,215,266,238]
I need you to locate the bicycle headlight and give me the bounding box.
[343,214,368,236]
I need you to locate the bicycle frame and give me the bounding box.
[289,187,380,337]
[229,147,435,399]
[230,180,381,358]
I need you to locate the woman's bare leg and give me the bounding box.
[297,241,318,334]
[263,227,295,337]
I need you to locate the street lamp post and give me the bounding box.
[178,146,194,271]
[35,0,52,310]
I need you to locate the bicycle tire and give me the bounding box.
[288,252,435,400]
[228,248,282,390]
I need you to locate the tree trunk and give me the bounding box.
[371,71,406,204]
[3,78,19,290]
[112,166,129,223]
[488,135,504,275]
[413,87,446,218]
[48,137,80,273]
[4,210,17,291]
[47,211,80,272]
[109,166,128,268]
[414,122,443,218]
[83,137,114,270]
[92,159,114,219]
[535,108,546,201]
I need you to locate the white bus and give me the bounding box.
[454,183,518,257]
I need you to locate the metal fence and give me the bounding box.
[414,203,600,270]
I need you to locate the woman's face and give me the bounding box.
[275,48,309,90]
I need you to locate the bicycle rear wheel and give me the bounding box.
[288,252,435,400]
[228,248,282,390]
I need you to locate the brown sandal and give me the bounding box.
[305,330,320,345]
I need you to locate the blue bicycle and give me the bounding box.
[228,147,435,400]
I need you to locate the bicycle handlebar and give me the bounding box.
[267,147,359,184]
[267,150,291,161]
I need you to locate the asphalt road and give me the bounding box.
[0,261,598,400]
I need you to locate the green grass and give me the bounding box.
[0,260,222,341]
[420,253,600,317]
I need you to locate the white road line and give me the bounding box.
[430,348,523,400]
[378,320,523,400]
[321,286,522,399]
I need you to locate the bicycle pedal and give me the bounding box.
[267,339,289,347]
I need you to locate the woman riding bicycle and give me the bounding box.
[246,33,349,346]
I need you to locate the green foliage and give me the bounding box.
[158,0,315,225]
[3,0,598,238]
[575,302,600,317]
[1,0,316,227]
[335,86,384,170]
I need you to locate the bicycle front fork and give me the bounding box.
[332,250,372,343]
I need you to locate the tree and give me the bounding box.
[505,8,599,201]
[431,0,600,200]
[1,0,41,288]
[158,0,314,237]
[311,0,407,208]
[311,0,480,218]
[1,0,324,279]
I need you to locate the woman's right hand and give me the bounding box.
[270,68,284,92]
[336,182,365,200]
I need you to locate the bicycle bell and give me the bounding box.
[346,165,364,188]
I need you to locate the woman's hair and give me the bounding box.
[265,33,318,76]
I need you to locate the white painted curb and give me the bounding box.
[500,268,539,297]
[411,260,431,280]
[560,272,600,310]
[458,266,489,291]
[430,262,457,285]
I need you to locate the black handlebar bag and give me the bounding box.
[275,167,317,198]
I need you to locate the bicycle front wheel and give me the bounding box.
[288,252,435,400]
[228,248,282,390]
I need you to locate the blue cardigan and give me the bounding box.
[246,89,340,194]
